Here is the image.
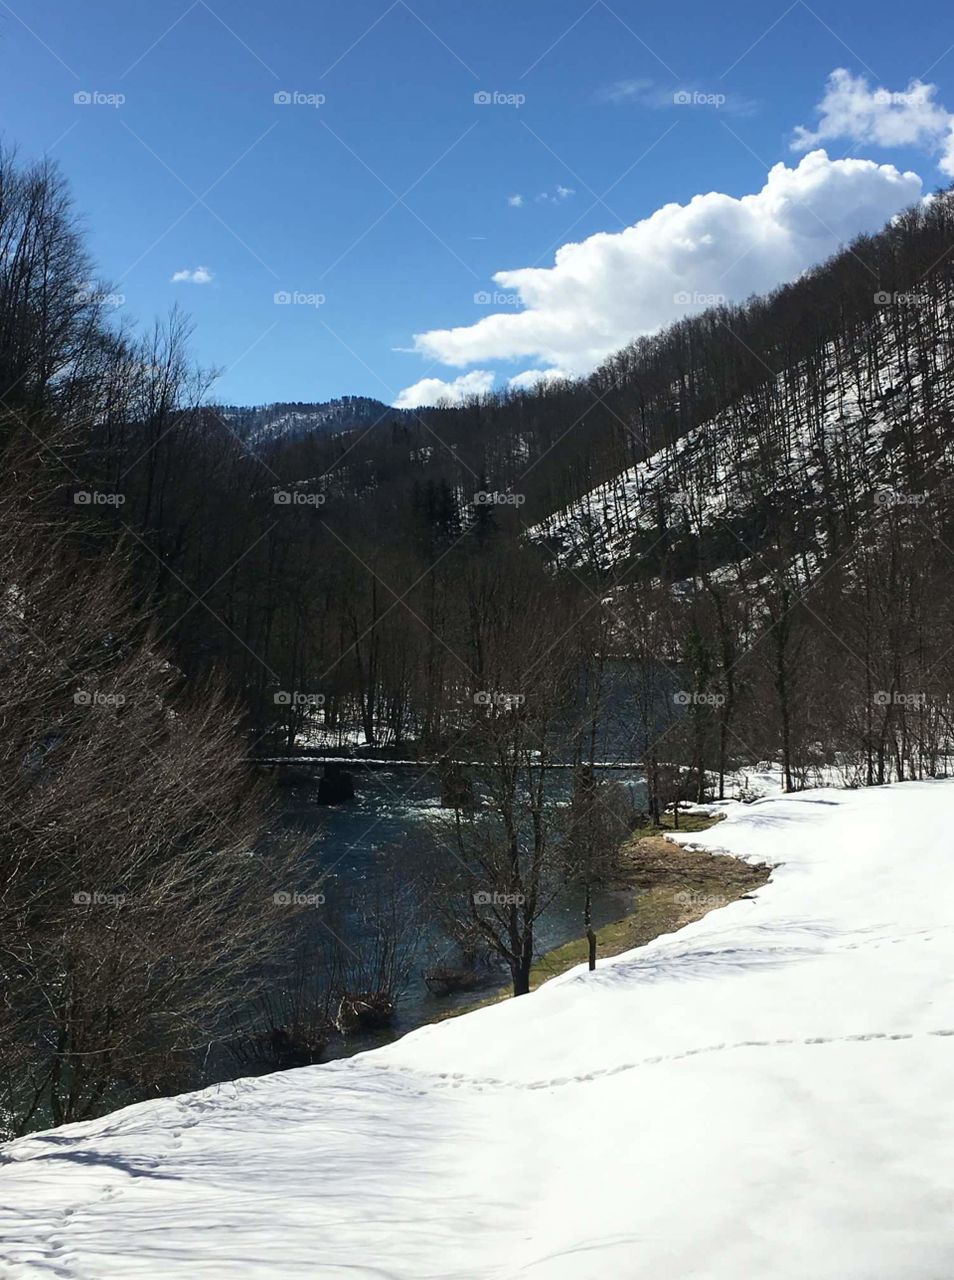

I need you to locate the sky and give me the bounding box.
[1,0,953,408]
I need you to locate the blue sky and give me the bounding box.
[2,0,953,406]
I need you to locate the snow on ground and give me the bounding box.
[3,779,954,1278]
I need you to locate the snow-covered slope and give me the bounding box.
[3,780,954,1278]
[218,397,399,450]
[530,306,954,571]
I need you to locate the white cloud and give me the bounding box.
[508,194,525,208]
[507,368,572,391]
[171,266,214,284]
[408,150,922,378]
[393,369,496,410]
[793,68,954,176]
[600,78,757,116]
[600,78,655,105]
[537,185,575,204]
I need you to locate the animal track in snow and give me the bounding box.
[360,1027,953,1094]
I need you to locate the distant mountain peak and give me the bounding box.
[215,397,404,449]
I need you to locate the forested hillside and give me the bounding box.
[217,396,402,450]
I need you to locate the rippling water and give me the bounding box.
[277,764,647,1053]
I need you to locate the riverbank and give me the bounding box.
[435,810,770,1018]
[277,762,650,1052]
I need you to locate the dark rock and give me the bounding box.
[317,763,355,804]
[439,762,474,810]
[334,991,395,1034]
[423,966,493,997]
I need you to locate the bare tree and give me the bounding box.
[0,456,310,1136]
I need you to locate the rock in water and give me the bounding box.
[317,763,355,804]
[334,992,395,1034]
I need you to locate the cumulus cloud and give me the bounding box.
[171,266,214,284]
[508,194,525,208]
[793,69,954,176]
[393,369,496,410]
[407,150,921,378]
[507,368,572,391]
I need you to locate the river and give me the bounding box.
[276,762,647,1056]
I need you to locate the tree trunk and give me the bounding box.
[584,882,596,971]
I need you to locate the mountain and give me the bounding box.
[246,190,954,571]
[215,396,404,450]
[529,288,954,577]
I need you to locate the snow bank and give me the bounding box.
[3,780,954,1278]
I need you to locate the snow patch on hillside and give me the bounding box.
[530,306,954,571]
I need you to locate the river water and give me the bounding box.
[277,763,647,1055]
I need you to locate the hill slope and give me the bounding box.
[530,295,954,575]
[216,396,399,449]
[3,779,954,1278]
